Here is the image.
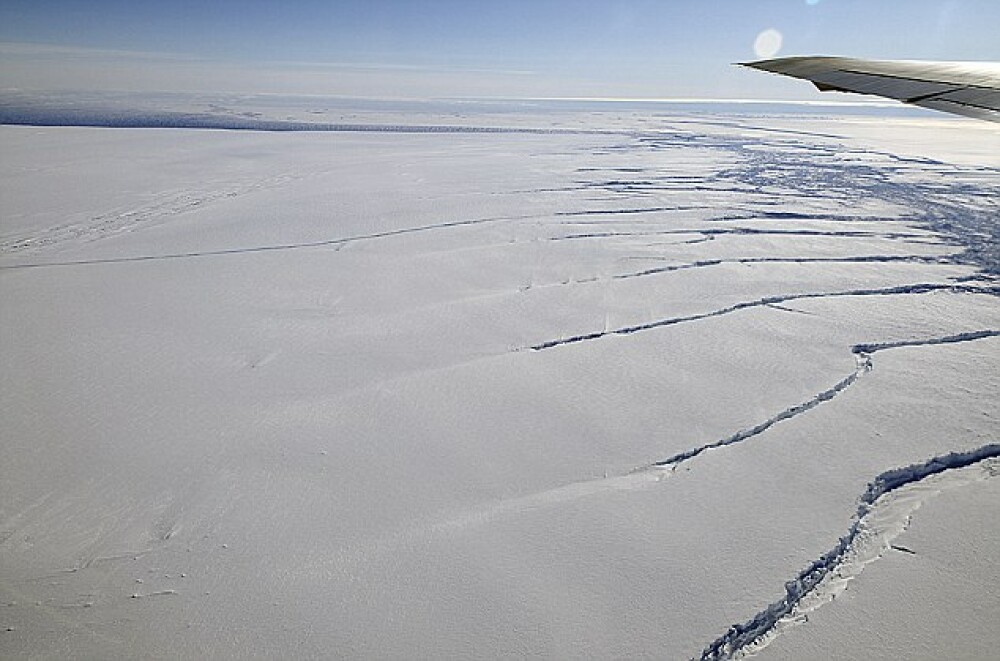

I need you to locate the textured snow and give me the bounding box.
[1,107,998,659]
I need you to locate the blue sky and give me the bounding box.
[2,1,998,99]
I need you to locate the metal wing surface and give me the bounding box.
[742,56,1000,122]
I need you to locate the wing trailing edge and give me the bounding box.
[741,56,1000,122]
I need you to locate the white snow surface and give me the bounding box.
[1,110,999,659]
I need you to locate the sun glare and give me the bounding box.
[753,28,783,59]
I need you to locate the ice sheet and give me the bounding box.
[2,110,998,659]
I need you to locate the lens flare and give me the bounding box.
[753,29,783,59]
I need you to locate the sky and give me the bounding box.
[1,0,999,100]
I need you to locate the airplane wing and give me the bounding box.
[741,56,1000,122]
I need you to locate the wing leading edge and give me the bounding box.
[741,56,1000,122]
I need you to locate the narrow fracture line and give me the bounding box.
[699,442,1000,661]
[531,284,1000,351]
[0,212,540,270]
[612,255,955,281]
[852,329,1000,353]
[548,227,930,242]
[707,211,888,224]
[554,205,710,217]
[766,303,816,316]
[649,354,871,470]
[642,330,999,473]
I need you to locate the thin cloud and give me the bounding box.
[0,41,208,62]
[271,60,537,76]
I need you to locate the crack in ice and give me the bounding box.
[642,330,999,473]
[0,212,542,269]
[699,443,1000,660]
[612,255,955,281]
[531,284,1000,351]
[548,227,929,242]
